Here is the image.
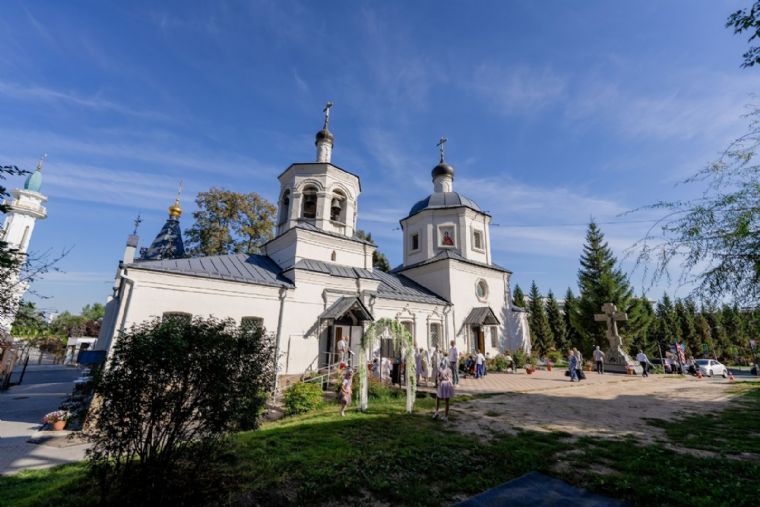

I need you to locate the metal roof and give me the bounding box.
[291,259,376,279]
[407,191,482,217]
[319,297,373,321]
[463,306,501,326]
[129,253,294,288]
[373,270,449,304]
[394,249,512,274]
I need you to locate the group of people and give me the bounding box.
[567,347,587,382]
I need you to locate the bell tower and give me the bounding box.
[0,155,49,336]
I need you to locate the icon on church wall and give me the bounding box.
[438,226,455,247]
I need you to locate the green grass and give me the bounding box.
[648,382,760,454]
[3,384,760,506]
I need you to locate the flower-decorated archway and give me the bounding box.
[359,318,416,413]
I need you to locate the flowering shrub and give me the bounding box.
[42,410,70,424]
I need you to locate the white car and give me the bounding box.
[695,359,727,378]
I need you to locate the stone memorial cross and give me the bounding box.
[594,302,627,343]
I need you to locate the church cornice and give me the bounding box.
[278,162,362,192]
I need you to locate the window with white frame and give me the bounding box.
[472,229,484,251]
[490,327,498,348]
[429,322,442,349]
[411,232,420,252]
[401,321,414,340]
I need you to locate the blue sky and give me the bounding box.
[1,0,758,315]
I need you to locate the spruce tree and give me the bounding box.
[705,303,729,359]
[696,312,713,358]
[545,290,569,352]
[573,221,636,356]
[564,288,582,350]
[675,298,698,357]
[527,281,554,356]
[685,299,703,356]
[513,284,527,308]
[629,296,655,354]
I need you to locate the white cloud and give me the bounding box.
[0,80,169,121]
[469,64,567,114]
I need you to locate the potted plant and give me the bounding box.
[42,410,70,431]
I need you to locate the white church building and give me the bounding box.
[97,109,530,383]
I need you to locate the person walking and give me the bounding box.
[433,358,455,422]
[415,348,422,385]
[573,347,585,381]
[448,340,459,385]
[593,346,605,374]
[568,350,579,382]
[636,350,649,377]
[475,350,486,379]
[336,335,348,365]
[338,369,353,416]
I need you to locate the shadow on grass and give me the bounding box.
[3,384,760,507]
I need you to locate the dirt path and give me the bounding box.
[448,377,741,443]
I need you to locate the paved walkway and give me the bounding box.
[0,364,89,475]
[419,367,750,395]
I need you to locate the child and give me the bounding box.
[433,358,455,422]
[339,369,353,416]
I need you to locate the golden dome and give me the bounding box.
[168,199,182,218]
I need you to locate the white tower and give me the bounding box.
[0,156,48,336]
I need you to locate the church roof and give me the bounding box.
[373,270,449,304]
[407,191,482,218]
[140,217,185,261]
[319,297,373,321]
[393,249,512,274]
[463,306,501,326]
[129,253,294,288]
[291,258,376,279]
[290,259,448,304]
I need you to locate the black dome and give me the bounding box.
[431,161,455,180]
[315,128,334,144]
[408,192,481,216]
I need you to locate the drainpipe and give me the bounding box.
[272,286,288,398]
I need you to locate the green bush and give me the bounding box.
[512,349,527,368]
[547,350,563,364]
[283,382,324,416]
[492,354,508,372]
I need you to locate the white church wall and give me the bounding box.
[119,270,285,333]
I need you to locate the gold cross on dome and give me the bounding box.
[437,137,447,162]
[323,101,333,128]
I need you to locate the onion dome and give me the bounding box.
[431,161,455,181]
[168,198,182,219]
[315,128,334,145]
[23,155,46,192]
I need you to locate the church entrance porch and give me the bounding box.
[463,307,500,353]
[317,297,373,370]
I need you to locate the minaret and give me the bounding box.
[0,155,49,336]
[432,137,455,193]
[315,101,334,163]
[140,184,186,261]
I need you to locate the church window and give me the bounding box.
[401,320,414,340]
[279,190,290,225]
[490,327,499,348]
[429,322,441,349]
[411,233,420,251]
[473,230,483,251]
[330,190,346,223]
[162,312,192,324]
[476,280,489,301]
[331,250,337,261]
[302,186,318,219]
[20,226,30,250]
[241,317,264,331]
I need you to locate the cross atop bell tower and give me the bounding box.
[315,101,335,163]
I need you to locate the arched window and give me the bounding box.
[429,322,442,349]
[302,186,318,219]
[279,190,290,225]
[330,190,346,223]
